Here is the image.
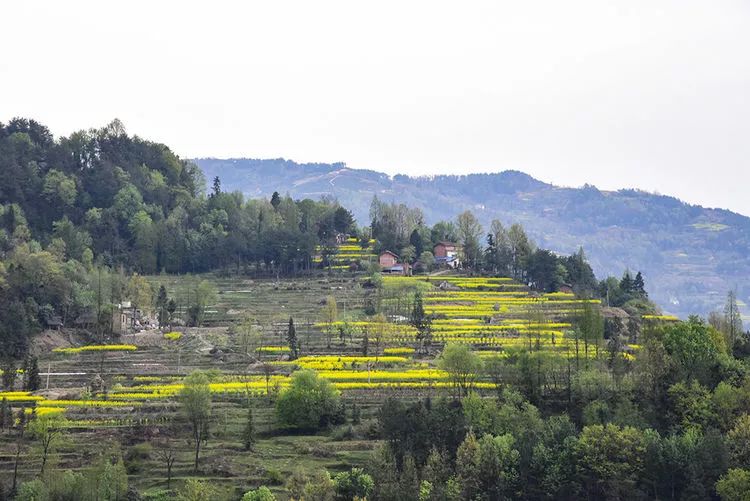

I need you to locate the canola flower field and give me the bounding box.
[6,274,667,432]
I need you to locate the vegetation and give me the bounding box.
[1,119,749,500]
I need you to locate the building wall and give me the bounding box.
[435,244,457,258]
[379,253,398,267]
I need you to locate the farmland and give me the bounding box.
[0,272,614,498]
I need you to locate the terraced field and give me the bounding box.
[0,273,623,498]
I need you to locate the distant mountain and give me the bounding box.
[195,157,750,320]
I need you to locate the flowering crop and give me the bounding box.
[53,344,137,354]
[164,332,182,341]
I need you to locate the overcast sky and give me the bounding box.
[2,1,749,215]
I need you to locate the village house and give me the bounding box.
[379,250,411,275]
[433,241,461,268]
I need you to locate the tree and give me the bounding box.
[155,436,177,491]
[728,414,750,468]
[418,251,435,272]
[242,486,277,501]
[179,371,212,472]
[243,406,256,451]
[156,285,169,328]
[276,370,342,430]
[178,478,222,501]
[716,469,750,501]
[287,317,299,360]
[724,290,744,349]
[212,176,222,197]
[456,211,483,270]
[127,273,153,318]
[23,356,41,392]
[237,314,262,358]
[321,296,338,349]
[270,191,281,210]
[29,414,68,475]
[188,280,217,327]
[89,448,129,501]
[507,224,533,280]
[633,271,647,297]
[575,424,646,500]
[2,360,16,390]
[438,343,483,399]
[410,291,431,354]
[333,468,374,501]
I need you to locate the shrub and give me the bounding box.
[333,468,375,501]
[276,370,343,430]
[242,486,276,501]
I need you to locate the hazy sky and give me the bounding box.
[3,1,749,215]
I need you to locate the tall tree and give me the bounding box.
[456,211,483,270]
[286,316,299,360]
[724,290,743,349]
[180,371,212,472]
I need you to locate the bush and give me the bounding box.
[242,486,276,501]
[276,370,343,430]
[333,468,374,501]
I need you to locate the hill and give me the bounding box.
[196,158,750,319]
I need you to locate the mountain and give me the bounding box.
[195,158,750,320]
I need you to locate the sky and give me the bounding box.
[2,1,749,215]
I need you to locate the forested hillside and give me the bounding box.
[197,158,750,319]
[0,119,354,353]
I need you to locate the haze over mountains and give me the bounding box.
[196,158,750,320]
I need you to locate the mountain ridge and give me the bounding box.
[195,157,750,320]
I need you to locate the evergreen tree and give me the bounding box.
[286,317,299,360]
[23,357,41,392]
[634,271,647,297]
[620,270,634,294]
[270,191,281,211]
[211,176,221,197]
[410,291,431,353]
[156,285,169,327]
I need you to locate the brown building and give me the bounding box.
[434,241,458,258]
[434,241,461,268]
[378,250,399,268]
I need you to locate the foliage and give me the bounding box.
[276,370,343,430]
[333,468,374,501]
[242,486,276,501]
[179,371,212,472]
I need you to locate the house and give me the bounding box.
[379,251,411,275]
[46,315,63,331]
[378,251,400,268]
[434,241,461,269]
[74,310,98,330]
[112,301,137,336]
[558,284,574,294]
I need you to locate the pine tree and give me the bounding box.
[286,317,299,360]
[411,292,431,353]
[620,270,634,294]
[633,271,647,297]
[156,285,169,327]
[242,406,255,451]
[24,357,41,392]
[211,176,221,197]
[270,191,281,211]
